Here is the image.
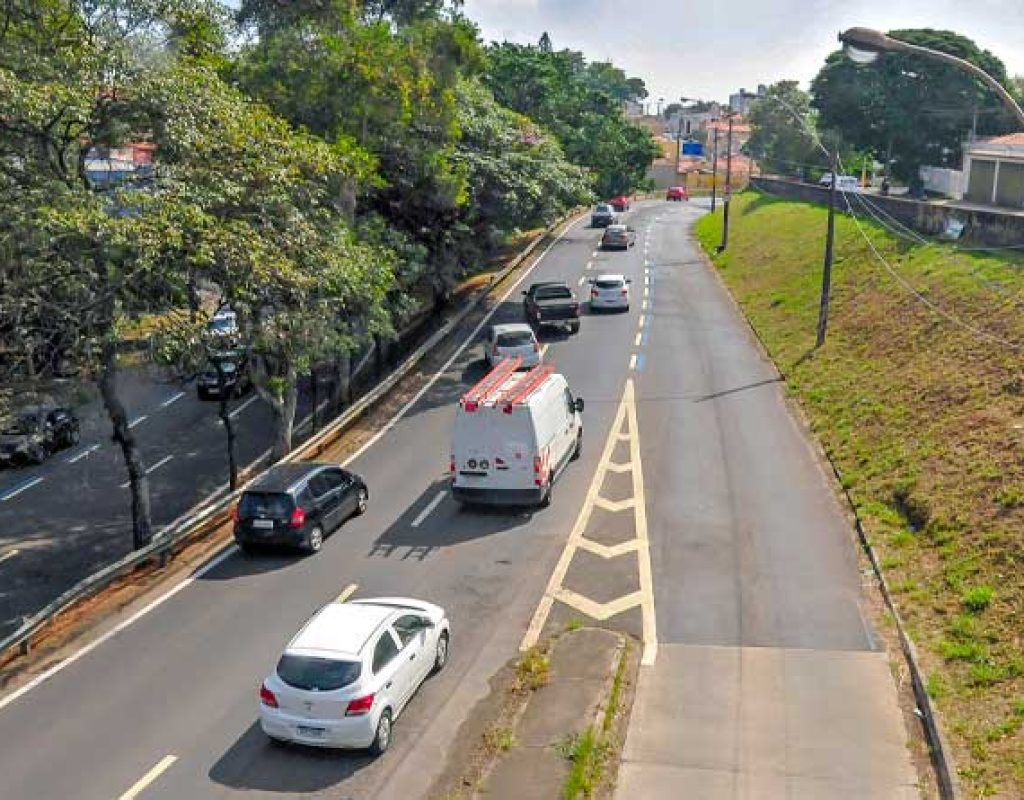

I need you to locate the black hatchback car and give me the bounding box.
[0,407,80,467]
[233,462,368,554]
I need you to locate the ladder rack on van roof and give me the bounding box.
[496,363,555,413]
[461,357,523,411]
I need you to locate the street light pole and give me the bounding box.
[816,152,838,347]
[839,27,1024,129]
[717,113,734,253]
[710,125,719,212]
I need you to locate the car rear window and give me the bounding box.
[535,286,572,300]
[595,204,613,213]
[276,654,361,691]
[497,331,534,347]
[239,491,293,518]
[595,279,623,289]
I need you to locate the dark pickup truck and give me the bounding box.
[523,282,581,334]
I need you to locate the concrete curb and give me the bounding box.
[694,234,960,800]
[0,210,584,670]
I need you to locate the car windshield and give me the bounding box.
[209,316,236,333]
[205,361,237,375]
[276,654,361,692]
[535,286,572,300]
[239,491,293,518]
[2,414,38,435]
[595,279,623,289]
[497,331,534,347]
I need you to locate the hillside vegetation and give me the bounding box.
[697,192,1024,797]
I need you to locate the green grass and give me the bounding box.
[696,191,1024,796]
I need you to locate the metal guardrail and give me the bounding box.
[0,212,578,665]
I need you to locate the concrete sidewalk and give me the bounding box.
[615,644,921,799]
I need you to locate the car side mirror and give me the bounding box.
[521,291,527,296]
[627,226,636,232]
[574,398,585,413]
[626,279,632,284]
[419,617,435,629]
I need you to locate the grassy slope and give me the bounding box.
[696,192,1024,797]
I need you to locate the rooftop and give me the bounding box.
[288,602,393,657]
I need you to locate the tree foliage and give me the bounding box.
[746,81,828,178]
[811,28,1016,181]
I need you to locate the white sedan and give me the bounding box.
[259,597,450,755]
[486,322,542,368]
[589,274,631,312]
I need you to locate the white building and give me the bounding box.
[962,133,1024,209]
[728,85,766,116]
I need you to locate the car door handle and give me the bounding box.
[409,653,416,661]
[385,680,393,689]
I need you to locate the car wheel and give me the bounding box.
[540,480,553,508]
[304,525,324,554]
[355,487,368,516]
[69,427,81,446]
[369,710,392,757]
[572,431,583,461]
[30,446,46,465]
[569,320,580,334]
[432,630,450,674]
[237,541,258,556]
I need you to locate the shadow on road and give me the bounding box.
[208,722,373,794]
[694,377,783,403]
[367,479,533,561]
[199,547,305,581]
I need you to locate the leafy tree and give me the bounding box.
[484,42,660,197]
[811,28,1015,181]
[746,81,828,178]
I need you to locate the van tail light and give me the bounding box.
[591,289,598,298]
[495,457,507,470]
[533,340,540,353]
[449,455,455,474]
[231,504,240,523]
[260,683,278,708]
[533,455,547,486]
[464,400,479,412]
[288,507,306,528]
[492,345,500,356]
[345,693,375,716]
[621,288,629,296]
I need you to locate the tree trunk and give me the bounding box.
[98,340,152,549]
[265,366,297,461]
[330,350,352,411]
[215,364,238,491]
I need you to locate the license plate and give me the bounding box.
[252,519,274,529]
[297,725,324,738]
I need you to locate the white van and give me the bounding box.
[450,359,584,507]
[818,173,861,192]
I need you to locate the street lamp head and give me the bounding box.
[838,27,896,64]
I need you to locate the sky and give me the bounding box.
[462,0,1024,109]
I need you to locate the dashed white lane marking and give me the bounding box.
[228,395,259,419]
[159,391,185,408]
[411,490,447,528]
[127,415,148,429]
[120,455,174,489]
[522,378,657,665]
[335,583,359,603]
[578,276,586,286]
[0,549,20,566]
[586,260,593,270]
[0,476,43,502]
[634,332,642,347]
[638,314,647,329]
[629,353,638,370]
[642,300,649,311]
[643,286,649,299]
[592,250,598,257]
[66,443,100,464]
[118,755,178,800]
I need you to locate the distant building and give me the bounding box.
[84,142,155,188]
[962,133,1024,208]
[728,85,766,116]
[669,104,722,139]
[623,99,645,118]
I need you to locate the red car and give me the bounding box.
[607,194,632,212]
[666,186,689,201]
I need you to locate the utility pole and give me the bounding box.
[816,152,838,347]
[717,113,734,253]
[710,124,719,212]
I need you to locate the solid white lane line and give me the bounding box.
[341,215,586,469]
[159,391,185,408]
[127,415,148,429]
[411,490,446,528]
[66,443,100,464]
[120,455,175,489]
[0,476,43,502]
[0,214,587,715]
[0,549,19,566]
[228,395,259,419]
[335,583,359,603]
[118,755,178,800]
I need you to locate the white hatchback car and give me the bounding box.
[259,598,450,756]
[486,322,541,368]
[589,274,631,312]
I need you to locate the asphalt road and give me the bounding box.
[0,364,331,639]
[0,199,909,799]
